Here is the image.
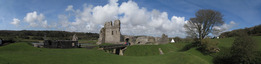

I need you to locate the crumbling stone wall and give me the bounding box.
[123,35,135,44]
[135,36,148,44]
[97,20,122,44]
[72,34,78,41]
[157,34,169,44]
[97,28,105,44]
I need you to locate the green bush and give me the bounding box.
[200,38,219,54]
[214,31,260,64]
[213,47,233,64]
[230,32,257,64]
[173,37,182,42]
[254,51,261,64]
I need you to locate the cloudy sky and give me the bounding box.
[0,0,260,38]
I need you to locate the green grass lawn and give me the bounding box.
[215,36,261,51]
[253,36,261,50]
[124,43,185,56]
[124,43,213,64]
[0,36,260,64]
[78,39,97,44]
[0,43,209,64]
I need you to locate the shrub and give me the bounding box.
[213,47,233,64]
[230,32,257,64]
[173,37,182,42]
[200,38,219,54]
[254,51,261,64]
[214,31,259,64]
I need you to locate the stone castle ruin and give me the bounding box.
[43,34,79,48]
[97,20,169,45]
[97,20,122,44]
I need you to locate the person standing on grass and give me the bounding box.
[125,42,130,46]
[125,38,130,46]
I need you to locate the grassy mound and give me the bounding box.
[0,42,39,51]
[124,44,177,56]
[124,43,188,56]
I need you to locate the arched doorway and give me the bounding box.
[125,38,129,42]
[125,38,131,45]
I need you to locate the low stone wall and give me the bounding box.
[44,40,78,48]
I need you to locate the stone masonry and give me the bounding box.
[97,20,122,44]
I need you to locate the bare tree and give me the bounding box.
[184,9,224,40]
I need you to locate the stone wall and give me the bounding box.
[97,20,122,44]
[43,40,78,48]
[44,34,79,48]
[72,34,78,41]
[132,35,168,45]
[97,28,105,44]
[135,36,148,44]
[157,34,169,44]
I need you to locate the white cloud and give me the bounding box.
[23,11,49,28]
[57,0,188,37]
[10,18,20,25]
[11,0,236,38]
[212,21,236,36]
[92,0,119,24]
[119,1,150,25]
[66,5,74,11]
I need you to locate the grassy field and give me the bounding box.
[0,36,260,64]
[124,44,177,56]
[124,43,214,63]
[78,39,97,44]
[0,43,208,64]
[214,36,261,52]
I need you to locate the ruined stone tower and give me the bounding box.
[97,20,121,44]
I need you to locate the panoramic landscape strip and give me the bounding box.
[0,0,261,64]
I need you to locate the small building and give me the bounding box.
[43,40,78,48]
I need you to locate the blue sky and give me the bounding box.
[0,0,260,37]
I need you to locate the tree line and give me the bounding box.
[220,24,261,38]
[0,30,99,41]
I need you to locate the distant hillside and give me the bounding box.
[0,30,99,41]
[220,24,261,37]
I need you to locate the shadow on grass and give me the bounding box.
[179,42,198,52]
[178,41,218,55]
